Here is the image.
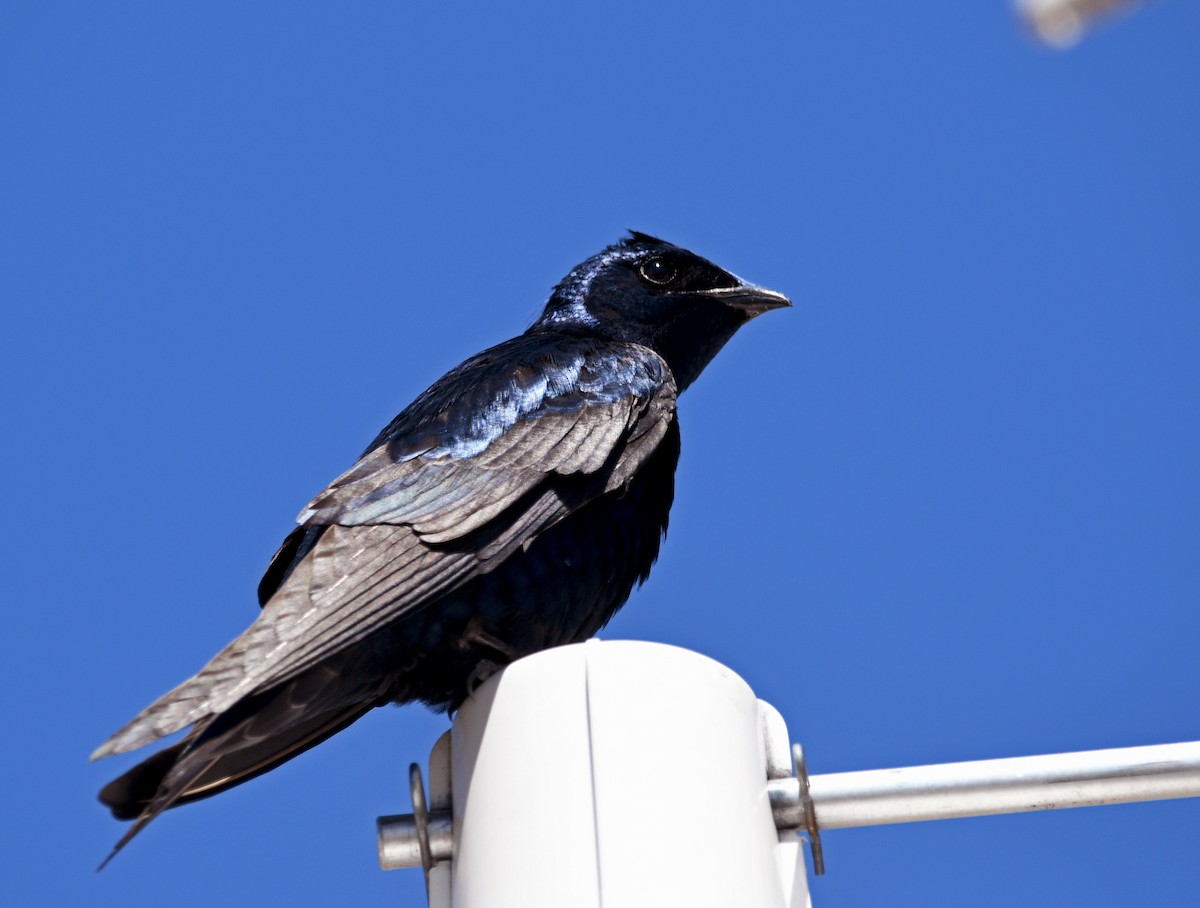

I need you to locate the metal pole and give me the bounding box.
[768,741,1200,831]
[385,741,1200,869]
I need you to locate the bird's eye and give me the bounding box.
[639,256,677,286]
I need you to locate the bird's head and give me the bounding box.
[532,232,790,390]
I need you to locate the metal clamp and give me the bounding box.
[410,762,434,897]
[410,763,434,872]
[792,743,825,876]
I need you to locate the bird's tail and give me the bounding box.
[97,660,379,868]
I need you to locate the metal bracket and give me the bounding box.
[792,743,825,876]
[410,762,434,897]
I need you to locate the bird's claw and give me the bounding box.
[466,659,504,699]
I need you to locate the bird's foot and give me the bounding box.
[466,659,504,698]
[459,622,521,700]
[461,624,519,661]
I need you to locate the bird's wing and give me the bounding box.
[93,341,677,759]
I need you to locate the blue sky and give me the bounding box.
[4,2,1198,905]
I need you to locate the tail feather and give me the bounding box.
[90,610,288,761]
[98,750,222,871]
[97,660,380,867]
[100,738,195,821]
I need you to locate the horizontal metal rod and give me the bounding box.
[380,741,1200,868]
[377,812,453,870]
[787,741,1200,830]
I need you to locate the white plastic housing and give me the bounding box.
[438,639,809,908]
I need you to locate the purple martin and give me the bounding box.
[92,232,789,862]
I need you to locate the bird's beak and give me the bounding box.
[696,283,792,317]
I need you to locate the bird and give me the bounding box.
[92,231,790,864]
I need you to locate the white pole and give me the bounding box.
[380,640,810,908]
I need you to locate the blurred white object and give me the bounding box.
[1017,0,1149,47]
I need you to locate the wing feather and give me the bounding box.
[93,341,677,760]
